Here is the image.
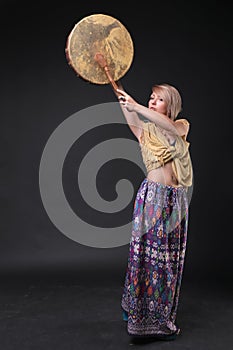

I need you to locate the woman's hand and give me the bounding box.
[117,89,138,112]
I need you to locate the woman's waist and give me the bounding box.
[147,164,179,187]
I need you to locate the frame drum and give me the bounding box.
[65,14,134,85]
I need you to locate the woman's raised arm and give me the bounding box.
[115,85,143,141]
[117,88,184,136]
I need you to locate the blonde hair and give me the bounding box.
[152,83,182,121]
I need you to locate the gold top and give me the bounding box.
[139,120,193,187]
[65,14,134,84]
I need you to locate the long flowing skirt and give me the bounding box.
[121,177,189,336]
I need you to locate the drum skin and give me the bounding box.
[65,14,134,85]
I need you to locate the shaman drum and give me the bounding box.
[65,13,134,88]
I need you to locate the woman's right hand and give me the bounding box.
[117,89,138,112]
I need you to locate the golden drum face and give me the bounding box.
[65,14,134,84]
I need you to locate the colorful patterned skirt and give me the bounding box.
[121,177,189,337]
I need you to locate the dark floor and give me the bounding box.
[0,271,232,350]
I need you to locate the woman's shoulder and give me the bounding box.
[175,118,190,126]
[174,118,190,139]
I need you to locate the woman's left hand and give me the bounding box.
[117,89,138,112]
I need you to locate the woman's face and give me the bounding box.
[148,91,168,116]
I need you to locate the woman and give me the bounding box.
[117,83,193,340]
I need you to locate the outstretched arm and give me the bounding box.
[114,83,143,140]
[117,88,185,136]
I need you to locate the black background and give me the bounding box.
[1,0,232,290]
